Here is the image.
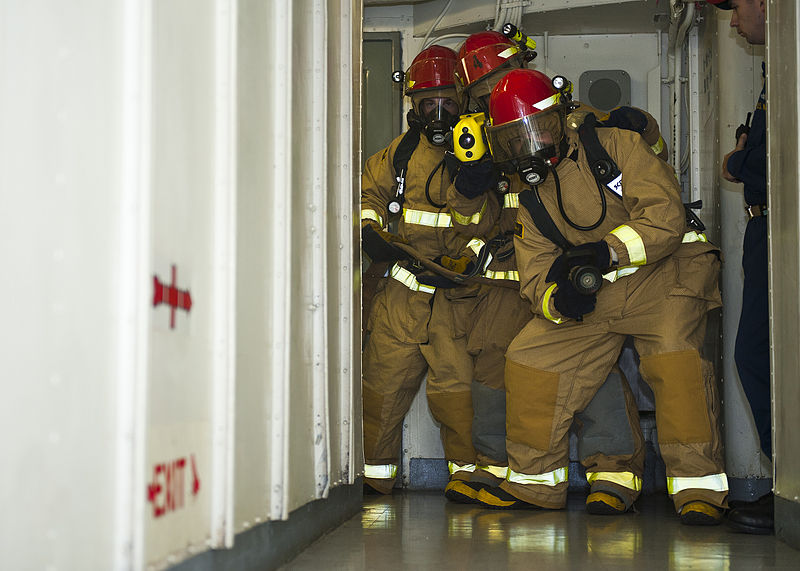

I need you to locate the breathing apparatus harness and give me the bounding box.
[519,114,708,295]
[387,120,451,215]
[385,122,516,289]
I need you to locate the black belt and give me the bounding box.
[745,204,767,219]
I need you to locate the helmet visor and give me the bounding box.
[486,106,566,164]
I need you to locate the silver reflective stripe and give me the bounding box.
[361,209,384,228]
[484,269,519,281]
[503,193,520,209]
[602,230,709,283]
[390,264,436,294]
[602,266,639,283]
[449,462,477,475]
[667,473,728,494]
[479,465,509,479]
[403,208,453,228]
[586,471,642,491]
[682,230,708,243]
[467,238,485,256]
[364,463,398,480]
[507,466,568,487]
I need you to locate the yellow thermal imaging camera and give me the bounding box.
[453,113,488,162]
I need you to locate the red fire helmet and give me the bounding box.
[455,31,523,89]
[404,45,458,95]
[489,69,561,126]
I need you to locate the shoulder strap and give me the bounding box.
[518,188,572,250]
[578,113,623,199]
[393,127,422,180]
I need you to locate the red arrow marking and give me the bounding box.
[153,265,192,329]
[191,454,201,496]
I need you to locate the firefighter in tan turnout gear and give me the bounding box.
[471,68,728,525]
[361,45,513,499]
[445,30,673,515]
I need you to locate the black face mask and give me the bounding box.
[421,105,457,146]
[516,139,568,186]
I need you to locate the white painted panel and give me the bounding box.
[144,0,237,565]
[541,34,659,112]
[768,0,800,507]
[234,0,280,531]
[0,2,126,569]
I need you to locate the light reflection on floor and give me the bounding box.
[283,491,797,570]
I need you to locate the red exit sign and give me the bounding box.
[147,454,201,518]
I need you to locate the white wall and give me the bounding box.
[0,0,360,569]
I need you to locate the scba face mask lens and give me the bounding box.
[419,98,458,146]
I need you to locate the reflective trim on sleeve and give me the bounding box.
[667,473,729,495]
[609,224,647,266]
[390,264,436,294]
[542,283,564,324]
[651,135,665,156]
[403,208,453,228]
[450,197,488,226]
[602,266,639,283]
[586,471,643,492]
[449,462,477,475]
[484,269,519,281]
[478,465,509,480]
[467,238,486,256]
[507,466,568,487]
[682,230,708,243]
[361,209,384,228]
[503,193,520,209]
[364,463,398,480]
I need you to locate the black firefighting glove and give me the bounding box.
[361,223,408,263]
[433,255,475,275]
[545,241,611,320]
[601,106,648,134]
[546,241,611,284]
[553,280,596,320]
[446,155,498,199]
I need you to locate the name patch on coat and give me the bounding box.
[514,222,524,239]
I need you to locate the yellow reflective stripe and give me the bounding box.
[484,269,519,281]
[451,207,483,226]
[361,209,384,228]
[534,92,560,111]
[667,473,729,495]
[610,224,647,266]
[478,465,509,479]
[450,197,488,226]
[467,238,485,256]
[390,264,436,294]
[497,45,520,60]
[542,283,564,324]
[503,193,520,209]
[507,466,568,487]
[403,208,453,228]
[364,463,398,479]
[586,471,642,492]
[682,230,708,243]
[650,135,665,156]
[449,462,477,475]
[602,266,639,283]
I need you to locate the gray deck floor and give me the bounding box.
[282,490,797,570]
